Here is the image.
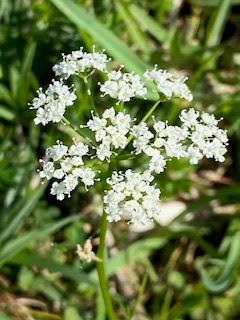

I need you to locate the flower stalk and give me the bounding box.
[96,212,117,320]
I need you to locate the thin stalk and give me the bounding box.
[141,99,161,122]
[128,99,161,144]
[62,116,84,138]
[82,76,97,112]
[62,116,92,145]
[96,212,117,320]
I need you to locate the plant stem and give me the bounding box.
[96,212,117,320]
[82,76,97,112]
[127,99,161,144]
[141,99,161,122]
[62,116,93,145]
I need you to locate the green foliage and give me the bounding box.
[0,0,240,319]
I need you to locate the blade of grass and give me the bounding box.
[130,4,168,43]
[12,252,95,287]
[115,1,151,53]
[205,0,232,48]
[0,215,79,267]
[17,42,36,106]
[0,183,46,244]
[198,231,240,293]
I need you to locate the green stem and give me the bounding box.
[62,116,92,145]
[141,99,161,122]
[96,212,117,320]
[127,99,161,144]
[82,76,97,112]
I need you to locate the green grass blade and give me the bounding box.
[17,42,36,106]
[199,231,240,293]
[115,1,151,53]
[12,252,95,287]
[130,4,168,43]
[205,0,232,48]
[0,215,79,267]
[0,84,14,106]
[0,105,15,121]
[0,183,46,244]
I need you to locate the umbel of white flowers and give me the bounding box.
[31,48,228,225]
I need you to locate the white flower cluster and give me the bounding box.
[132,120,188,174]
[132,109,228,173]
[103,170,161,224]
[86,107,132,160]
[30,80,76,125]
[144,67,193,102]
[53,47,109,79]
[39,140,95,200]
[180,108,228,163]
[33,47,229,226]
[99,70,147,102]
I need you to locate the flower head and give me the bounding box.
[180,108,228,163]
[99,70,147,102]
[30,80,76,125]
[86,107,132,160]
[53,47,110,79]
[39,140,95,200]
[144,67,193,102]
[104,170,161,224]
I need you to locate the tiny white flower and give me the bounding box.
[145,67,192,102]
[100,70,147,102]
[51,181,66,201]
[53,47,110,79]
[30,80,76,125]
[104,170,161,225]
[87,107,132,160]
[39,161,55,180]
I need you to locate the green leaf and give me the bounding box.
[199,231,240,293]
[18,266,34,290]
[0,183,46,243]
[64,307,80,320]
[17,42,36,106]
[50,0,158,100]
[115,1,151,53]
[205,0,232,48]
[130,4,168,43]
[0,84,14,106]
[12,251,95,287]
[0,105,15,121]
[0,215,79,267]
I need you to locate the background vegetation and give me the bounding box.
[0,0,240,319]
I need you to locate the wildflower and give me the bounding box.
[104,170,161,224]
[99,70,147,102]
[86,107,132,160]
[180,108,228,163]
[53,47,110,79]
[144,67,193,101]
[76,239,100,263]
[30,80,76,125]
[131,122,154,154]
[39,140,95,200]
